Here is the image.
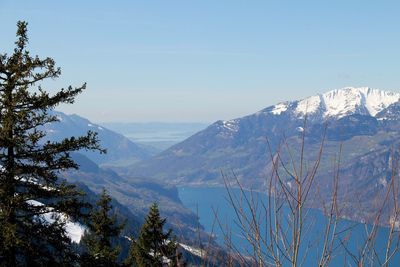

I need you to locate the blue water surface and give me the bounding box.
[179,186,400,266]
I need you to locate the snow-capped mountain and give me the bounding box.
[269,87,400,120]
[215,87,400,138]
[131,86,400,184]
[128,86,400,224]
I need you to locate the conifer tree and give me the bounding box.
[81,189,124,267]
[127,203,180,267]
[0,21,103,266]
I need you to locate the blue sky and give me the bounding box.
[1,0,399,122]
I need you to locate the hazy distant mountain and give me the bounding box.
[102,122,209,151]
[42,111,154,166]
[127,87,400,223]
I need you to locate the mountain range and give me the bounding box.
[41,111,208,244]
[42,111,154,167]
[45,87,400,228]
[125,87,400,223]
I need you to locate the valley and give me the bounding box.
[45,87,400,265]
[2,3,399,265]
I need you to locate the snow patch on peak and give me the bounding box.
[295,87,400,119]
[216,120,239,139]
[296,95,322,115]
[322,87,400,117]
[271,103,288,115]
[222,120,239,132]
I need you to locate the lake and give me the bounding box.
[179,186,400,266]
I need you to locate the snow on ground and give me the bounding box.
[27,200,86,243]
[65,220,86,243]
[179,243,205,258]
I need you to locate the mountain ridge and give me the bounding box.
[269,86,400,120]
[43,110,154,166]
[124,86,400,224]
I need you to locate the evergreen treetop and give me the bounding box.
[81,189,125,267]
[128,203,180,267]
[0,21,103,266]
